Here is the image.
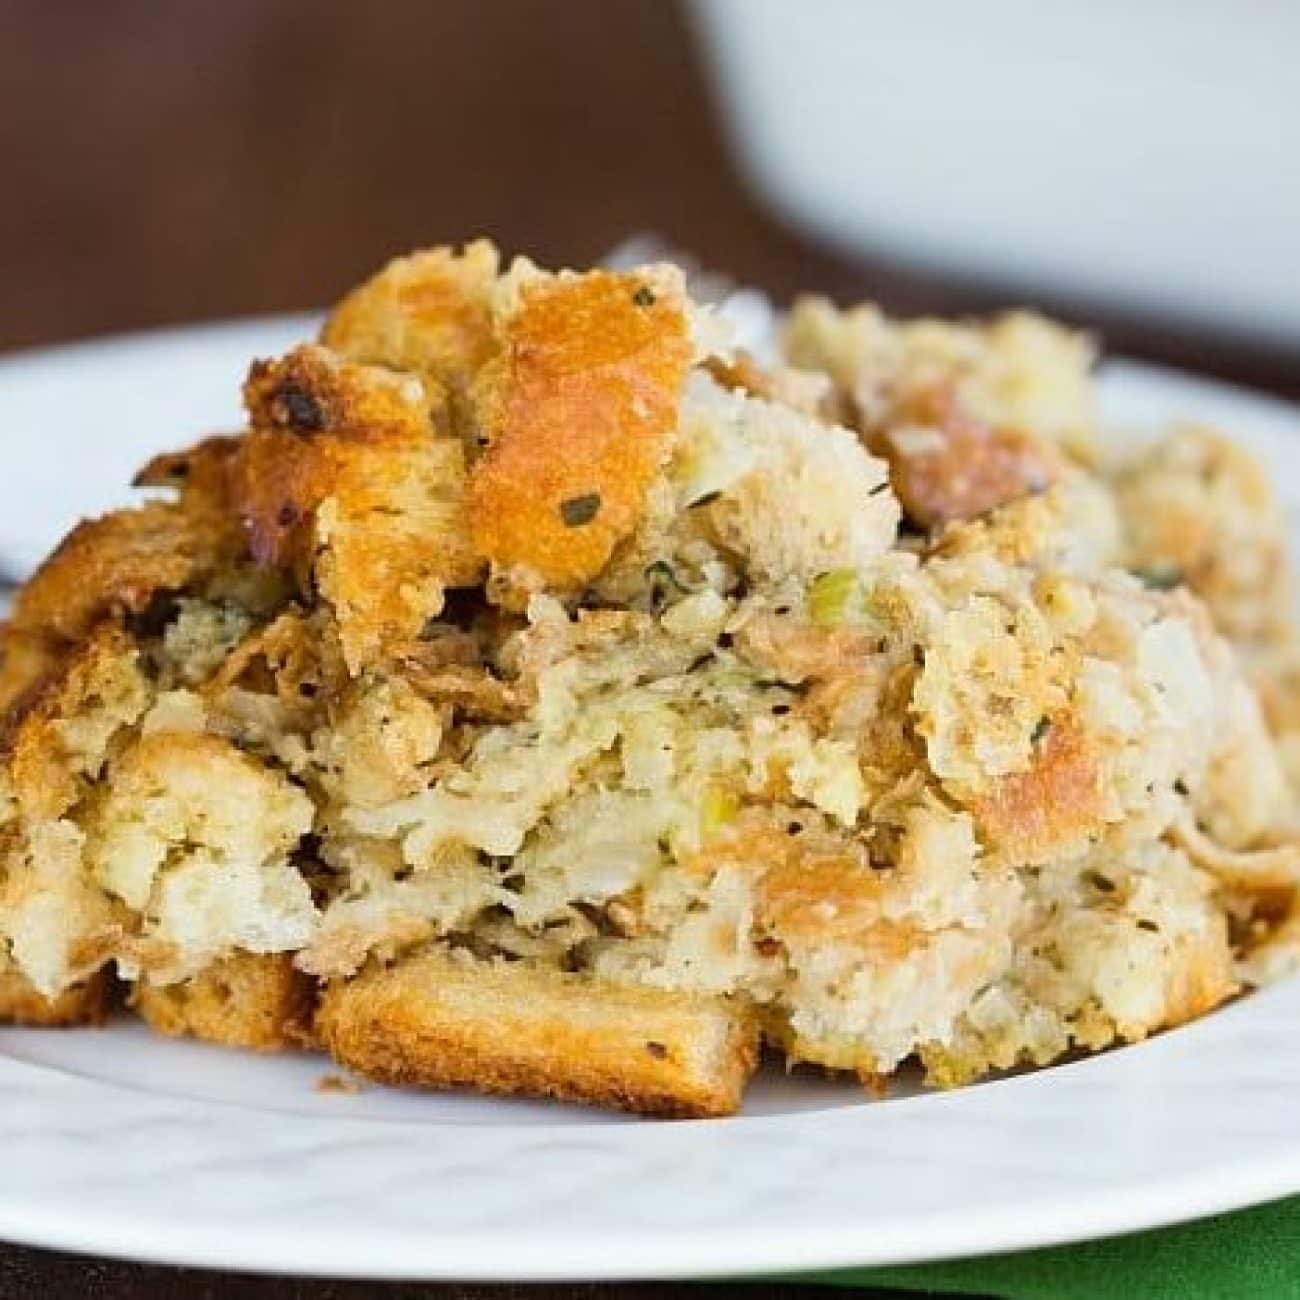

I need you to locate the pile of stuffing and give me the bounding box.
[0,243,1295,1115]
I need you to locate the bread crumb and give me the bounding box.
[315,1072,363,1095]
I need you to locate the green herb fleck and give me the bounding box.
[560,492,602,527]
[632,284,657,308]
[1134,566,1184,591]
[1137,919,1160,933]
[1031,716,1052,746]
[644,560,685,591]
[689,490,721,509]
[1085,870,1117,894]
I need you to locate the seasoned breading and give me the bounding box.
[0,242,1294,1118]
[234,346,483,668]
[317,947,760,1117]
[880,388,1066,529]
[84,730,316,984]
[469,266,693,590]
[315,436,483,672]
[1,624,151,822]
[132,952,315,1052]
[10,502,242,645]
[0,961,112,1027]
[0,624,66,721]
[134,433,243,514]
[322,241,500,436]
[1115,426,1291,645]
[784,300,1095,525]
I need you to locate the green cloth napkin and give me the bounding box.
[804,1194,1300,1299]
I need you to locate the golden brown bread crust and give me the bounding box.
[970,715,1105,864]
[0,624,67,722]
[232,346,484,668]
[131,953,317,1052]
[316,436,483,672]
[317,949,760,1117]
[881,389,1064,530]
[2,624,149,821]
[0,965,112,1027]
[321,241,500,430]
[236,344,438,569]
[133,433,243,503]
[9,502,242,644]
[468,269,692,588]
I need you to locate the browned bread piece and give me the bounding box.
[233,345,484,670]
[321,241,500,428]
[9,501,246,646]
[468,267,692,590]
[132,953,317,1052]
[316,949,760,1117]
[0,963,112,1027]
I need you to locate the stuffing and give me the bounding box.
[0,624,67,720]
[83,731,316,983]
[235,347,483,661]
[0,242,1295,1118]
[783,301,1096,527]
[321,240,500,438]
[9,502,244,645]
[314,436,483,672]
[923,840,1237,1085]
[2,625,151,823]
[784,301,1097,460]
[316,945,759,1118]
[1114,426,1291,645]
[132,952,315,1051]
[468,265,693,591]
[0,958,112,1027]
[673,372,899,584]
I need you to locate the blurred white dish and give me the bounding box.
[0,318,1296,1279]
[0,314,318,578]
[690,0,1300,344]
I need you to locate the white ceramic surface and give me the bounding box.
[689,0,1300,345]
[0,319,1297,1280]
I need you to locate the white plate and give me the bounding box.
[0,319,1298,1281]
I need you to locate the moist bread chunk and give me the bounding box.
[1,239,1297,1117]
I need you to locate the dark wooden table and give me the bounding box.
[0,2,1294,1295]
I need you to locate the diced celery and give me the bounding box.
[809,569,859,628]
[699,785,740,838]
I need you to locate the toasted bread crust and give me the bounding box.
[317,949,760,1117]
[236,344,439,569]
[232,346,483,666]
[2,624,150,821]
[11,500,245,645]
[0,624,67,722]
[883,389,1064,529]
[0,965,112,1027]
[321,241,500,413]
[132,953,316,1052]
[469,269,692,587]
[971,715,1106,864]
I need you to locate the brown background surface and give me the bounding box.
[4,0,1298,397]
[0,1,1292,1296]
